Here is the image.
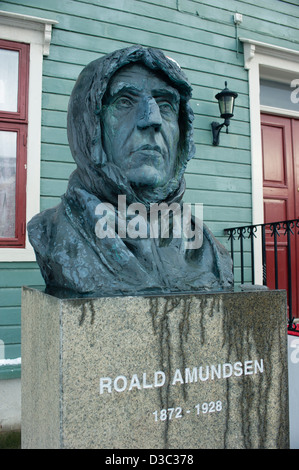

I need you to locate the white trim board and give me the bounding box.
[240,37,299,284]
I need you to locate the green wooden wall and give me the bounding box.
[0,0,299,377]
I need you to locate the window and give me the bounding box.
[0,39,29,247]
[260,78,299,113]
[0,10,57,261]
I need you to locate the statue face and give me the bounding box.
[101,64,180,189]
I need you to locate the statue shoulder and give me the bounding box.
[27,204,65,255]
[202,224,233,288]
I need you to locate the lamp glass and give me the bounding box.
[218,95,235,118]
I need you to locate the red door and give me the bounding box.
[261,113,299,320]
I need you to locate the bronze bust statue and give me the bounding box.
[28,45,233,296]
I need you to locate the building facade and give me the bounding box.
[0,0,298,431]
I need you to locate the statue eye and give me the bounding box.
[114,96,134,109]
[159,102,172,112]
[157,99,177,116]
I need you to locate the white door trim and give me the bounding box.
[240,37,299,283]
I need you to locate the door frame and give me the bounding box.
[240,37,299,284]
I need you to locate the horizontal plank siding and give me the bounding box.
[41,161,76,180]
[0,270,44,289]
[0,288,22,308]
[0,307,21,326]
[0,326,21,345]
[0,0,298,375]
[41,143,73,163]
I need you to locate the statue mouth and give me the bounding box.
[134,144,162,154]
[132,144,164,161]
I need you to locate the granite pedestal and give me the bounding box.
[21,287,289,449]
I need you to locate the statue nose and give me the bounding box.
[137,97,162,131]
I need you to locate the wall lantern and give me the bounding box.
[211,81,238,146]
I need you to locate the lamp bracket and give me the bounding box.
[211,121,228,146]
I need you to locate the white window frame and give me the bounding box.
[0,10,57,261]
[240,37,299,284]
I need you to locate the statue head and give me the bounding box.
[100,63,181,190]
[67,45,195,205]
[28,45,234,295]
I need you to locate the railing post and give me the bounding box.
[270,222,280,290]
[248,225,257,285]
[261,224,267,286]
[284,221,294,329]
[227,228,235,267]
[237,227,245,285]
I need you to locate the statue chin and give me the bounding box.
[127,165,168,189]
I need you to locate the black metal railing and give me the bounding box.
[224,219,299,332]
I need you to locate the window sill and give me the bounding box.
[0,243,36,262]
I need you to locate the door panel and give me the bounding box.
[261,113,299,319]
[262,125,286,185]
[293,119,299,219]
